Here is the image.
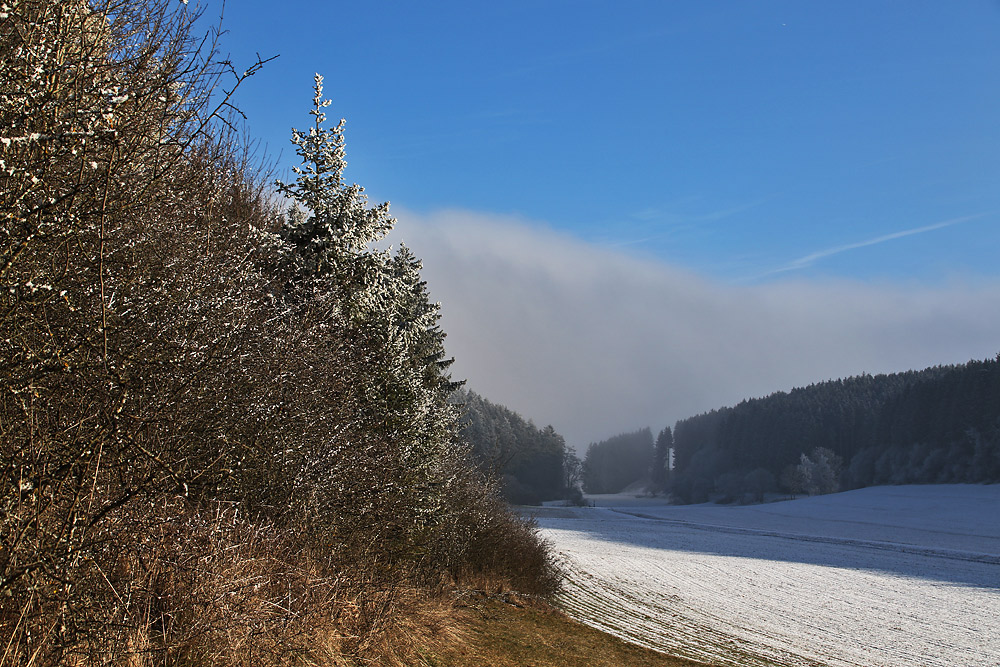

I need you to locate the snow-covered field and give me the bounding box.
[533,485,1000,667]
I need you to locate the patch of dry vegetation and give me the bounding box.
[424,593,710,667]
[1,1,558,664]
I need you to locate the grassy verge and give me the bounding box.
[417,592,709,667]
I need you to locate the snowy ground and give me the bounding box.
[531,485,1000,667]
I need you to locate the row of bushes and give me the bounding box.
[1,1,558,664]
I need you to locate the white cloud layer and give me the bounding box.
[391,208,1000,450]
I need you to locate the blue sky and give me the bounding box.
[196,1,1000,445]
[208,0,1000,284]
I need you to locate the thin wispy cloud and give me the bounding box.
[630,198,770,226]
[612,198,772,249]
[690,198,773,224]
[758,213,991,280]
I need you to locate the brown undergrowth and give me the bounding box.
[1,498,558,667]
[424,592,711,667]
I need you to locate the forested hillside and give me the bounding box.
[582,428,655,494]
[670,356,1000,503]
[0,2,556,663]
[459,390,579,505]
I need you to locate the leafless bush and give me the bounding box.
[1,497,428,666]
[2,0,283,657]
[438,464,562,598]
[2,1,559,663]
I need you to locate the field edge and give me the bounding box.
[416,592,715,667]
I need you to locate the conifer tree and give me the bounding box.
[274,75,464,525]
[276,73,394,317]
[389,244,461,394]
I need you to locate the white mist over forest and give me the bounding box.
[393,208,1000,450]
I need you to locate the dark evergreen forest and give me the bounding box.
[459,390,579,504]
[582,428,655,494]
[670,356,1000,503]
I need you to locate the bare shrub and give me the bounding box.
[1,0,285,657]
[2,1,559,663]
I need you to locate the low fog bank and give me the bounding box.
[392,208,1000,451]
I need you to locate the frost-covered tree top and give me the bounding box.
[277,73,395,275]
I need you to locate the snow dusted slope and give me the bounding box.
[534,485,1000,667]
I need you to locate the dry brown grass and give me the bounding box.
[419,592,711,667]
[2,512,709,667]
[1,502,406,666]
[0,499,567,667]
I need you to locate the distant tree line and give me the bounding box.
[669,357,1000,503]
[581,428,654,494]
[459,390,581,505]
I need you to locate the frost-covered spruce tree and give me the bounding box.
[389,243,461,396]
[276,75,463,527]
[276,73,394,318]
[385,244,466,520]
